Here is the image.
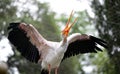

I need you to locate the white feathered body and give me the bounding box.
[41,40,68,69]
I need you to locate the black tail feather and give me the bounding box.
[41,69,49,74]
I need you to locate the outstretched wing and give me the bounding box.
[8,23,48,63]
[63,33,107,60]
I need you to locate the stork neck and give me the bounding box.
[64,37,67,42]
[61,37,67,46]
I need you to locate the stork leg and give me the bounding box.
[55,67,58,74]
[48,64,51,74]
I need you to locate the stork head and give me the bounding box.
[62,10,78,38]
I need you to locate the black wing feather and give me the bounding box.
[63,35,107,60]
[90,36,107,48]
[8,23,40,63]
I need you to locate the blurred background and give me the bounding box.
[0,0,120,74]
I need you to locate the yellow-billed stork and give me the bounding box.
[8,11,107,74]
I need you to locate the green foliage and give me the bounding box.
[92,0,120,73]
[59,57,79,74]
[0,0,17,35]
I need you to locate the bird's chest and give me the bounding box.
[42,46,67,68]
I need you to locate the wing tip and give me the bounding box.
[8,22,21,30]
[90,35,107,43]
[90,35,108,49]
